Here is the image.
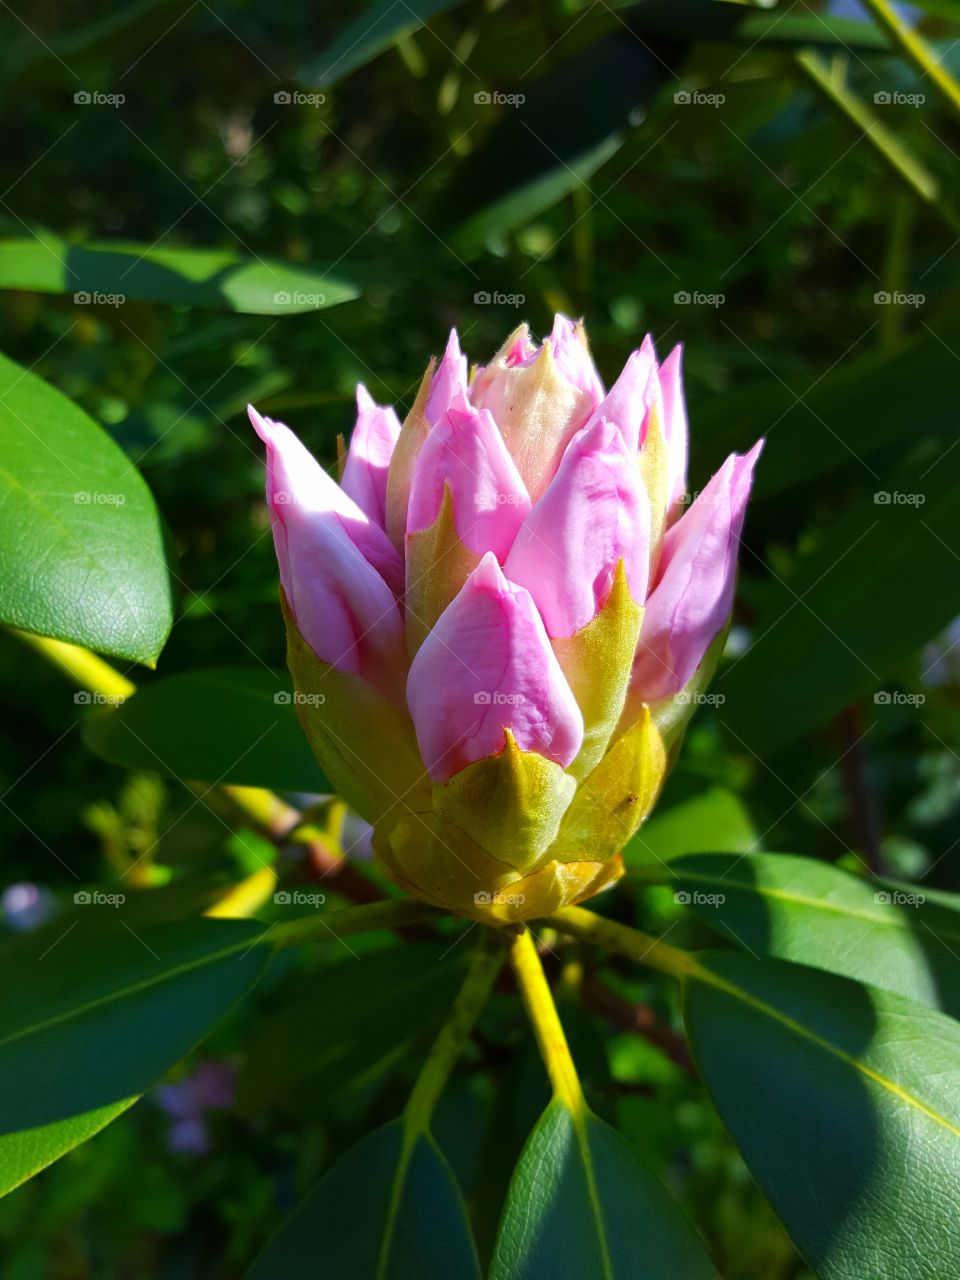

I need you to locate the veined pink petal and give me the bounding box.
[249,405,405,694]
[504,419,650,637]
[407,554,584,782]
[630,440,763,703]
[341,385,402,530]
[426,328,468,426]
[407,388,531,559]
[659,344,688,509]
[249,405,403,595]
[587,335,660,453]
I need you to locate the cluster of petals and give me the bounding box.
[251,315,761,785]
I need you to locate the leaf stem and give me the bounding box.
[271,898,441,949]
[795,50,960,233]
[508,927,585,1114]
[17,630,136,699]
[404,927,506,1135]
[544,905,704,982]
[860,0,960,125]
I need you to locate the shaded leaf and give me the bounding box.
[670,852,960,1018]
[247,1119,480,1279]
[0,236,358,314]
[489,1100,719,1279]
[686,953,960,1280]
[300,0,466,88]
[83,667,329,792]
[0,915,269,1197]
[625,787,757,867]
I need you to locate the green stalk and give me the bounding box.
[861,0,960,125]
[796,50,960,234]
[545,905,705,983]
[509,927,586,1115]
[404,926,506,1135]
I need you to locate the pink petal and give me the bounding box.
[545,314,604,408]
[658,344,688,509]
[407,388,531,559]
[587,336,660,453]
[630,441,763,702]
[426,328,468,426]
[341,385,402,529]
[249,405,403,596]
[406,553,584,782]
[504,419,650,637]
[249,405,406,694]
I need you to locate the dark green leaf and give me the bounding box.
[669,852,960,1017]
[238,942,468,1115]
[247,1118,480,1279]
[83,667,329,792]
[0,350,172,665]
[300,0,466,87]
[0,915,269,1197]
[686,953,960,1280]
[489,1100,719,1280]
[720,453,960,751]
[0,236,358,314]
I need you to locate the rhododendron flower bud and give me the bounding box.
[251,318,761,923]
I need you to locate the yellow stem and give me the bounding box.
[545,905,705,982]
[861,0,960,125]
[508,928,585,1114]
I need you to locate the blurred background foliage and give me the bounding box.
[1,0,959,1274]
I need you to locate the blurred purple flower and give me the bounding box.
[2,883,56,932]
[154,1060,235,1155]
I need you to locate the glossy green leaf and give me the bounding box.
[720,452,960,751]
[686,953,960,1280]
[300,0,465,87]
[247,1118,480,1279]
[83,667,329,791]
[489,1100,719,1280]
[0,350,172,665]
[0,915,270,1197]
[732,12,891,51]
[0,236,358,314]
[239,942,468,1115]
[625,787,757,868]
[668,852,960,1017]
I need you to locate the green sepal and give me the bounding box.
[404,482,479,656]
[283,596,431,827]
[552,559,643,781]
[385,356,434,550]
[432,730,575,872]
[548,707,668,864]
[374,810,623,924]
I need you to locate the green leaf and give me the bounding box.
[489,1100,719,1280]
[686,953,960,1280]
[0,915,270,1197]
[0,350,172,665]
[668,852,960,1018]
[447,31,674,255]
[247,1118,480,1279]
[732,12,891,51]
[300,0,466,87]
[238,942,468,1115]
[720,452,960,751]
[625,787,757,868]
[0,236,358,314]
[82,667,329,792]
[694,328,960,501]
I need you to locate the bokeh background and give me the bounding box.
[1,0,959,1275]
